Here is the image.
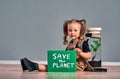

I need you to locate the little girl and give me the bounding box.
[63,19,92,71]
[20,19,93,72]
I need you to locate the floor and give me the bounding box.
[0,64,120,79]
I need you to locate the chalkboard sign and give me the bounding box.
[47,50,76,72]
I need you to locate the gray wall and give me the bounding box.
[0,0,120,62]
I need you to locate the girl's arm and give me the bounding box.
[80,51,92,59]
[75,48,92,59]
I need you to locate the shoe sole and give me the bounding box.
[20,59,27,71]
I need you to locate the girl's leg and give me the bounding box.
[20,58,47,72]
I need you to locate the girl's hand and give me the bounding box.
[74,48,82,59]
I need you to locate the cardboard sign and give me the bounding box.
[47,50,76,72]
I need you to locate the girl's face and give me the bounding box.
[67,22,81,40]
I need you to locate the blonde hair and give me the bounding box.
[63,19,87,45]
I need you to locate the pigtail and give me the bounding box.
[63,20,68,45]
[79,19,87,40]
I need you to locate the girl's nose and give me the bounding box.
[71,31,75,33]
[71,33,74,36]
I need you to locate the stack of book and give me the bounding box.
[87,27,102,38]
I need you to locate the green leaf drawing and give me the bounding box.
[90,39,101,61]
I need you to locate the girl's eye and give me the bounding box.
[68,29,72,32]
[74,30,77,32]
